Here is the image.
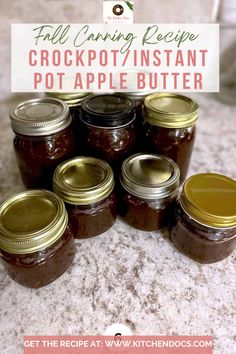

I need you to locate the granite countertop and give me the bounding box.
[0,93,236,354]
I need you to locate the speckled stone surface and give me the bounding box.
[0,93,236,354]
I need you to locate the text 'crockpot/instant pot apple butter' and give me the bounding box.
[170,173,236,263]
[0,190,75,288]
[119,153,180,231]
[53,156,117,239]
[10,98,76,189]
[143,93,199,183]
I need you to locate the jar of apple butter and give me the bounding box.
[53,156,117,239]
[119,153,180,231]
[143,93,199,183]
[10,98,76,189]
[170,173,236,263]
[80,94,136,171]
[0,190,75,288]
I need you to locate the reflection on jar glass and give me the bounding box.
[0,190,75,288]
[126,93,144,121]
[170,173,236,263]
[116,70,152,154]
[80,94,137,172]
[10,98,77,189]
[53,156,117,239]
[125,91,150,153]
[119,153,180,231]
[143,93,199,183]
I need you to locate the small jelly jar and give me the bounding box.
[143,93,199,183]
[119,153,180,231]
[10,98,76,189]
[53,156,117,238]
[0,190,75,288]
[80,94,136,169]
[170,173,236,263]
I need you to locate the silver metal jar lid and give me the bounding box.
[10,98,71,136]
[120,153,180,199]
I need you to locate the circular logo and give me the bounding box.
[104,323,133,336]
[112,4,124,16]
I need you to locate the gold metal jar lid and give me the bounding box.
[0,190,68,254]
[53,156,115,205]
[181,173,236,228]
[10,98,71,136]
[120,153,180,199]
[144,93,199,128]
[45,92,91,107]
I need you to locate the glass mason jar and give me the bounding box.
[10,98,77,190]
[53,156,117,239]
[143,93,199,183]
[119,153,180,231]
[80,94,137,171]
[0,190,75,288]
[170,173,236,263]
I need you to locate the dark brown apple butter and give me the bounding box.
[119,154,180,231]
[10,98,76,189]
[143,123,196,183]
[143,93,198,183]
[119,190,175,231]
[170,173,236,263]
[53,156,117,238]
[66,192,117,238]
[0,190,75,288]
